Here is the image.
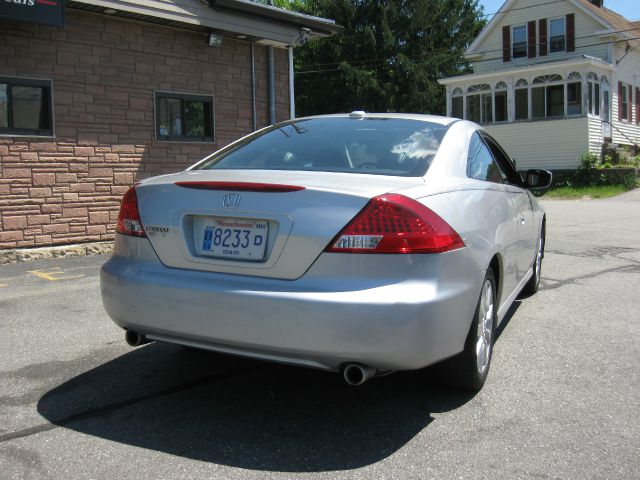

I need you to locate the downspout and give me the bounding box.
[267,0,276,124]
[268,46,276,124]
[251,39,257,131]
[289,45,295,119]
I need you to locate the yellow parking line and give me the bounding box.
[28,270,85,282]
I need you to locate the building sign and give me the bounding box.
[0,0,65,28]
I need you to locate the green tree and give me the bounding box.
[289,0,485,116]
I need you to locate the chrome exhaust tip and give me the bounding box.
[124,330,151,347]
[342,363,376,386]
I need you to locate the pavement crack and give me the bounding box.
[0,366,258,444]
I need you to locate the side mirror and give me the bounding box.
[525,169,552,189]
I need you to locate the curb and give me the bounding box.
[0,241,114,265]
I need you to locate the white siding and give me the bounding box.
[485,117,589,169]
[472,0,608,75]
[610,45,640,148]
[588,115,604,154]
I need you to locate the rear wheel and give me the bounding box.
[434,269,497,391]
[522,223,545,296]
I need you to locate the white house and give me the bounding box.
[438,0,640,170]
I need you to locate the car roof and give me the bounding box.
[292,112,459,126]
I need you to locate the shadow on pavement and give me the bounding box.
[37,343,477,472]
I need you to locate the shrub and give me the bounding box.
[571,151,638,188]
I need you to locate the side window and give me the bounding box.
[466,132,506,184]
[482,135,524,186]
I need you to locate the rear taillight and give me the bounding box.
[116,186,146,237]
[325,194,464,254]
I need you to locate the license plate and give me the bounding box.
[200,218,268,261]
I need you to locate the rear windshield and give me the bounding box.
[194,117,449,177]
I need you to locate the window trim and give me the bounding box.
[548,17,566,54]
[0,76,54,138]
[154,90,215,143]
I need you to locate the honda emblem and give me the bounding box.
[222,193,241,209]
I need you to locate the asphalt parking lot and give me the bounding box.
[1,193,639,480]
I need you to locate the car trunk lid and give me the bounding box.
[135,170,424,280]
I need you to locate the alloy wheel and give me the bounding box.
[476,280,494,375]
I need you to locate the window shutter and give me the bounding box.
[566,14,575,52]
[528,21,536,58]
[539,19,547,56]
[628,86,633,122]
[503,26,511,62]
[636,88,640,124]
[618,82,623,121]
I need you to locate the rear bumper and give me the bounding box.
[100,235,483,371]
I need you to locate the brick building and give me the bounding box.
[0,0,339,249]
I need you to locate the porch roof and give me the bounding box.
[438,56,614,86]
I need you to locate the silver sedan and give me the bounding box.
[100,112,550,390]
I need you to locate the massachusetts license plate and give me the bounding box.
[200,218,268,260]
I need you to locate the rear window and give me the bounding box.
[194,117,449,177]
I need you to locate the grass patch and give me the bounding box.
[541,185,631,199]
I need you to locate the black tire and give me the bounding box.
[521,222,545,296]
[434,269,497,391]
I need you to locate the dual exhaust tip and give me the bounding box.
[124,331,376,386]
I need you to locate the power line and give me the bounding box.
[480,0,566,18]
[296,25,640,73]
[294,35,640,82]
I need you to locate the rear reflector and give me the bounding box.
[116,186,146,237]
[325,194,464,254]
[175,181,305,192]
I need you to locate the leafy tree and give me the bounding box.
[287,0,485,116]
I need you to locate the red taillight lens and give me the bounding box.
[116,187,146,237]
[325,194,464,254]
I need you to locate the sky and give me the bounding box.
[478,0,639,21]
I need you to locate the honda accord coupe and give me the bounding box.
[100,112,550,390]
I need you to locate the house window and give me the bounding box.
[587,72,600,116]
[567,72,582,116]
[601,75,610,121]
[466,84,492,123]
[512,25,527,59]
[451,87,463,119]
[532,75,564,119]
[155,91,214,141]
[620,83,630,121]
[494,81,508,122]
[549,18,566,53]
[515,79,528,120]
[0,77,53,136]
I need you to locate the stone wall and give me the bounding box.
[0,10,290,248]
